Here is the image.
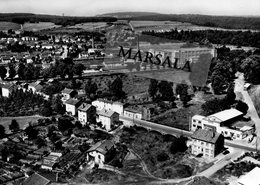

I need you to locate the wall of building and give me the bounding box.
[66,104,77,116]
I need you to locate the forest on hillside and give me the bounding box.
[0,13,117,26]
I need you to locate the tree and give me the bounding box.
[110,77,126,99]
[9,119,19,132]
[40,101,53,117]
[211,73,227,94]
[170,136,188,154]
[8,64,16,79]
[157,152,169,162]
[24,124,38,140]
[176,83,191,106]
[35,137,47,148]
[202,98,229,116]
[235,100,249,114]
[0,124,6,138]
[225,83,236,105]
[73,63,86,77]
[240,56,260,84]
[158,81,174,101]
[85,79,92,97]
[53,95,65,115]
[148,79,158,99]
[17,63,26,79]
[58,116,74,132]
[0,66,7,80]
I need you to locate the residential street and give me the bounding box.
[234,72,260,150]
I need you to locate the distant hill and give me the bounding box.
[0,13,117,27]
[99,12,260,30]
[98,12,161,18]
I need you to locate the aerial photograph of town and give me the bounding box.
[0,0,260,184]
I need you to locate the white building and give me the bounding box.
[123,108,142,120]
[78,103,96,126]
[148,47,217,68]
[64,98,81,116]
[87,140,115,166]
[0,83,15,97]
[61,88,77,102]
[238,167,260,185]
[92,99,124,115]
[28,82,43,94]
[97,110,119,131]
[191,109,254,140]
[191,129,224,158]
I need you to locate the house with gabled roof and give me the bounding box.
[0,83,16,97]
[97,109,119,131]
[87,140,115,166]
[191,129,224,158]
[28,81,43,94]
[64,98,81,116]
[78,103,96,126]
[61,88,78,102]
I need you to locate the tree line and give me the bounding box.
[141,29,260,48]
[0,13,117,27]
[131,14,260,30]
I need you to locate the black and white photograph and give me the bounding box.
[0,0,259,184]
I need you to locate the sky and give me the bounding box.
[0,0,259,16]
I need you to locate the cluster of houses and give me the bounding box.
[0,81,49,99]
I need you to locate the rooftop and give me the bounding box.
[62,88,75,94]
[64,98,81,106]
[78,103,93,112]
[97,109,118,117]
[191,129,222,144]
[237,167,260,185]
[88,140,114,155]
[208,109,243,122]
[22,173,50,185]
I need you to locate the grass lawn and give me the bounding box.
[0,115,44,133]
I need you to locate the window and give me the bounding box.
[193,124,196,127]
[198,121,201,123]
[201,141,204,145]
[224,131,228,135]
[193,120,196,122]
[237,134,240,138]
[205,149,209,153]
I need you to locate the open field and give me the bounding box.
[130,20,258,32]
[0,22,20,31]
[23,22,61,31]
[68,22,109,31]
[0,21,60,31]
[0,115,44,133]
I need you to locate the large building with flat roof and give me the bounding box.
[191,109,254,140]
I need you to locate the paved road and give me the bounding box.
[234,72,260,150]
[119,115,258,152]
[119,115,192,137]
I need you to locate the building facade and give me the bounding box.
[64,98,81,116]
[191,109,253,140]
[97,110,119,131]
[191,129,224,158]
[78,103,96,125]
[92,99,124,115]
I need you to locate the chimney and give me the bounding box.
[56,172,59,182]
[212,131,215,138]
